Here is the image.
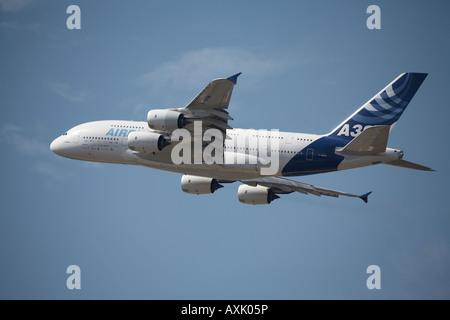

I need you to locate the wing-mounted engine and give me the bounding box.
[147,109,189,132]
[238,185,279,205]
[128,131,170,152]
[181,175,223,194]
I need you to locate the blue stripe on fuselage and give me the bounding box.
[281,136,346,176]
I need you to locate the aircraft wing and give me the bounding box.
[181,73,242,133]
[240,176,372,203]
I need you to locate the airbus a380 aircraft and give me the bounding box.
[50,72,433,205]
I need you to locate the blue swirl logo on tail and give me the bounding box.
[329,72,427,140]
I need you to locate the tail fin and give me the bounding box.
[328,73,427,142]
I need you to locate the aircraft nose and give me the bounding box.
[50,137,62,155]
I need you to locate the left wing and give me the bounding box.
[180,73,242,133]
[241,176,372,203]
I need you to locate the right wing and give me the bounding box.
[241,176,372,203]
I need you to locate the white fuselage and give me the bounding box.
[50,120,402,180]
[51,120,399,180]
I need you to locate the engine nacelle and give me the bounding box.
[147,109,187,132]
[238,185,279,205]
[128,131,167,152]
[181,175,223,195]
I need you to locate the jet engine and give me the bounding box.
[147,109,188,132]
[128,131,169,152]
[181,175,223,194]
[238,185,279,205]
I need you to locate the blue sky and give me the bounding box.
[1,0,449,299]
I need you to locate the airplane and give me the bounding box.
[50,72,433,205]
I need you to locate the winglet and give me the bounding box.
[359,192,372,204]
[227,72,242,85]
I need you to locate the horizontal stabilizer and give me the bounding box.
[385,159,435,171]
[336,125,390,155]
